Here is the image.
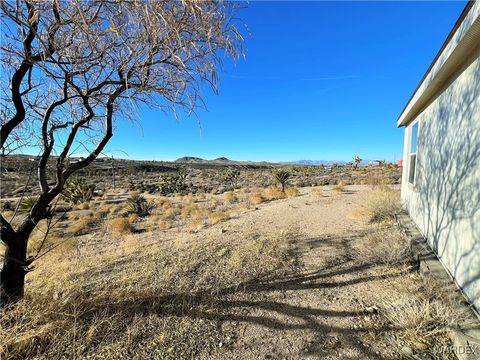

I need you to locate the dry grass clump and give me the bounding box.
[363,186,401,222]
[223,191,236,204]
[208,210,230,225]
[262,186,285,201]
[368,277,472,359]
[180,203,200,218]
[189,218,205,232]
[332,184,344,193]
[154,198,174,211]
[108,217,134,234]
[68,215,98,235]
[358,225,411,266]
[249,192,265,205]
[284,187,299,198]
[208,197,222,210]
[163,207,178,220]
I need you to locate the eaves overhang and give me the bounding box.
[397,1,480,128]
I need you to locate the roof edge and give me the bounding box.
[397,1,478,127]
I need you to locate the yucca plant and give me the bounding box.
[18,196,38,214]
[126,192,155,216]
[272,169,291,192]
[62,177,95,204]
[18,196,53,218]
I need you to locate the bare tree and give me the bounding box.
[0,0,243,306]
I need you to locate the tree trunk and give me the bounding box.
[1,233,28,307]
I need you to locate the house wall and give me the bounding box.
[401,56,480,311]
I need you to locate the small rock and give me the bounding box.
[364,306,379,314]
[401,346,413,356]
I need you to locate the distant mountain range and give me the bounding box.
[5,154,381,167]
[175,156,234,164]
[173,157,379,166]
[282,159,379,166]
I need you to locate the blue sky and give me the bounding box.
[106,1,466,162]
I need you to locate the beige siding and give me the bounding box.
[401,56,480,311]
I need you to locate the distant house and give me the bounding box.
[398,1,480,311]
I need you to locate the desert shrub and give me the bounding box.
[224,168,240,189]
[108,217,134,234]
[208,198,222,210]
[284,187,299,197]
[62,177,95,204]
[363,186,401,222]
[126,192,155,216]
[262,186,286,200]
[272,168,291,192]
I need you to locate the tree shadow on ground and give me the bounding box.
[77,233,406,359]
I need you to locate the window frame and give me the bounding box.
[408,121,419,186]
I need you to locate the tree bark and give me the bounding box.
[1,232,29,307]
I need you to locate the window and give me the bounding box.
[408,123,418,184]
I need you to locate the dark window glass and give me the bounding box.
[409,154,416,184]
[408,123,418,184]
[411,123,418,153]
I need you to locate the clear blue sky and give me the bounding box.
[106,1,467,163]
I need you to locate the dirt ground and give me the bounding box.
[5,185,456,359]
[160,185,407,359]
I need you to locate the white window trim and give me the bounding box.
[407,120,419,188]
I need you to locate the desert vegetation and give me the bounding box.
[2,165,471,359]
